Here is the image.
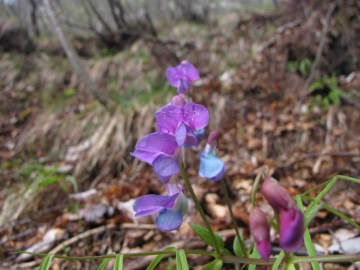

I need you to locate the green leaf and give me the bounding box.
[296,197,320,270]
[305,177,337,215]
[38,253,54,270]
[309,80,325,91]
[188,223,224,250]
[64,88,77,97]
[175,249,189,270]
[271,250,285,270]
[97,258,111,270]
[146,247,176,270]
[303,202,323,228]
[202,259,223,270]
[113,254,124,270]
[233,234,244,257]
[302,195,360,230]
[248,245,261,270]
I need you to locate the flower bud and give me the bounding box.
[279,206,304,252]
[249,207,271,261]
[260,174,294,212]
[171,95,186,107]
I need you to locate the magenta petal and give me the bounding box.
[155,208,183,231]
[133,193,178,217]
[153,154,180,183]
[131,149,159,164]
[257,241,271,261]
[156,105,183,134]
[176,62,199,82]
[134,132,178,157]
[166,67,180,87]
[280,206,304,252]
[175,122,187,146]
[182,103,209,130]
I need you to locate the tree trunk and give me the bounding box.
[43,0,115,111]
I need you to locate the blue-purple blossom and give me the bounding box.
[249,207,271,261]
[156,100,209,148]
[199,131,225,181]
[166,60,200,93]
[280,206,304,252]
[133,180,188,231]
[131,132,181,182]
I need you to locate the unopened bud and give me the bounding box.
[249,207,271,261]
[279,206,304,252]
[171,95,186,106]
[261,174,295,212]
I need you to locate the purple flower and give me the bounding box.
[156,99,209,148]
[199,131,225,181]
[133,180,188,231]
[166,60,200,93]
[249,207,271,261]
[131,132,181,182]
[279,206,304,252]
[261,174,295,212]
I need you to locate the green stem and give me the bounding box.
[180,163,222,258]
[293,254,360,264]
[220,178,247,257]
[21,249,216,261]
[250,167,266,207]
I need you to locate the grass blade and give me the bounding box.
[38,253,54,270]
[113,254,124,270]
[97,258,111,270]
[271,251,284,270]
[297,196,321,270]
[176,249,189,270]
[146,247,176,270]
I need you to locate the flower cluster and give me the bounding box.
[250,174,304,260]
[131,61,225,231]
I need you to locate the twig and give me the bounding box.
[48,224,116,255]
[302,0,340,95]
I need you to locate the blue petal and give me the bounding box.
[199,152,225,181]
[133,193,178,217]
[153,154,180,183]
[156,208,183,231]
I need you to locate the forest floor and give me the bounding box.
[1,1,360,269]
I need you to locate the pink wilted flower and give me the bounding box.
[199,131,225,181]
[133,178,188,231]
[279,206,304,252]
[249,207,271,261]
[260,174,295,212]
[261,173,304,252]
[166,60,200,94]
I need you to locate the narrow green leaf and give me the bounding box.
[305,177,336,214]
[271,250,285,270]
[188,223,224,250]
[304,203,323,228]
[302,195,360,230]
[296,197,321,270]
[202,259,223,270]
[233,234,244,257]
[97,258,111,270]
[175,249,189,270]
[113,254,124,270]
[248,245,261,270]
[146,247,176,270]
[38,253,54,270]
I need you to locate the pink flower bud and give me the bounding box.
[249,207,271,261]
[261,174,295,212]
[279,206,304,252]
[171,95,186,107]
